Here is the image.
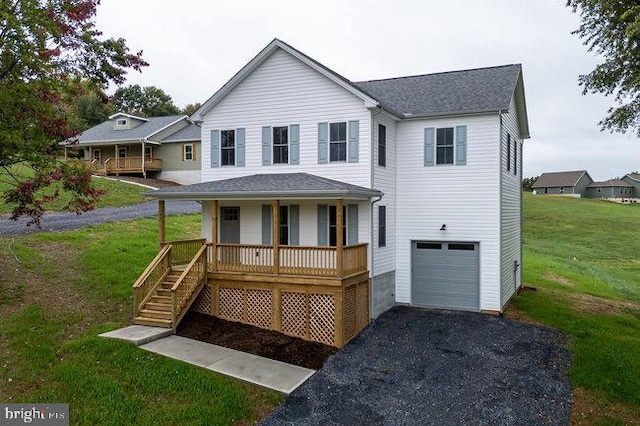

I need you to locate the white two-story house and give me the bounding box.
[135,39,529,348]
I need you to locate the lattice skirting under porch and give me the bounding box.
[188,276,370,347]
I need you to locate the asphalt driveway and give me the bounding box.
[262,306,571,425]
[0,200,200,236]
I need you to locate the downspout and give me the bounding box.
[498,111,504,310]
[369,108,381,319]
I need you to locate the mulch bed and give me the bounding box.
[176,312,338,370]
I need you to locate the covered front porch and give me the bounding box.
[133,173,381,348]
[65,140,163,177]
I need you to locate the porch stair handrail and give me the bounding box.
[170,244,208,330]
[133,244,172,317]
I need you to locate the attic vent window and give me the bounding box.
[116,119,127,126]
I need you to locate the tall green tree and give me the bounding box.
[113,84,181,117]
[0,0,147,225]
[567,0,640,135]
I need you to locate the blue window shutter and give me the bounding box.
[290,124,300,165]
[210,130,220,168]
[456,125,467,165]
[348,120,359,163]
[236,128,245,167]
[424,127,435,167]
[318,123,328,164]
[347,204,358,245]
[262,204,272,245]
[262,126,271,165]
[317,204,328,246]
[290,204,299,245]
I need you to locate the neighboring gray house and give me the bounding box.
[63,113,201,184]
[622,173,640,196]
[532,170,593,197]
[585,180,635,199]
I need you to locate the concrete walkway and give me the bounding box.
[100,325,315,395]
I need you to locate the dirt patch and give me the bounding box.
[569,292,639,316]
[571,387,640,425]
[176,312,338,370]
[545,272,576,286]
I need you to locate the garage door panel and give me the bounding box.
[411,241,479,311]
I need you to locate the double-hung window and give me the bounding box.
[328,205,347,246]
[378,124,386,167]
[221,130,235,166]
[329,122,347,162]
[144,146,153,158]
[273,126,289,164]
[278,205,289,245]
[436,127,454,165]
[183,143,194,161]
[378,205,386,247]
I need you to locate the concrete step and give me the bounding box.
[133,317,172,328]
[140,309,172,320]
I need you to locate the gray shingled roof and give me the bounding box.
[160,123,201,142]
[144,173,383,200]
[353,65,522,118]
[625,173,640,182]
[74,115,187,144]
[587,180,633,188]
[532,171,589,188]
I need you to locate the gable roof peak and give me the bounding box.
[108,112,149,122]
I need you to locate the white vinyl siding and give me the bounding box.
[500,95,523,308]
[202,200,369,256]
[395,113,502,310]
[200,48,371,187]
[372,113,397,276]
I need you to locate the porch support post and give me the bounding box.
[211,200,218,272]
[141,140,146,178]
[114,144,119,177]
[272,200,280,274]
[158,200,166,247]
[337,198,344,277]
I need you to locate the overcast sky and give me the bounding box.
[95,0,639,181]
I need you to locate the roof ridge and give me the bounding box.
[354,64,522,84]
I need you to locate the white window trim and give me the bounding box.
[272,125,290,165]
[435,126,456,166]
[93,149,101,162]
[329,121,348,163]
[220,129,236,167]
[183,143,195,162]
[116,119,127,126]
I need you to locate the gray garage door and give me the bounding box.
[411,241,479,311]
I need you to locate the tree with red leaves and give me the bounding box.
[0,0,148,225]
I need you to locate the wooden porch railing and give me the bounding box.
[104,156,163,172]
[171,244,208,330]
[163,239,206,266]
[213,243,368,277]
[132,244,171,317]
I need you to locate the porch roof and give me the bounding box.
[144,173,383,200]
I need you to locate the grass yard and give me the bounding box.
[507,193,640,425]
[0,215,281,425]
[0,163,149,214]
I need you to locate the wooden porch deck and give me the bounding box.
[133,239,370,347]
[86,157,162,175]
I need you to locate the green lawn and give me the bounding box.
[509,193,640,424]
[0,163,149,214]
[0,215,281,425]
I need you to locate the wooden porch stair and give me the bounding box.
[134,269,182,328]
